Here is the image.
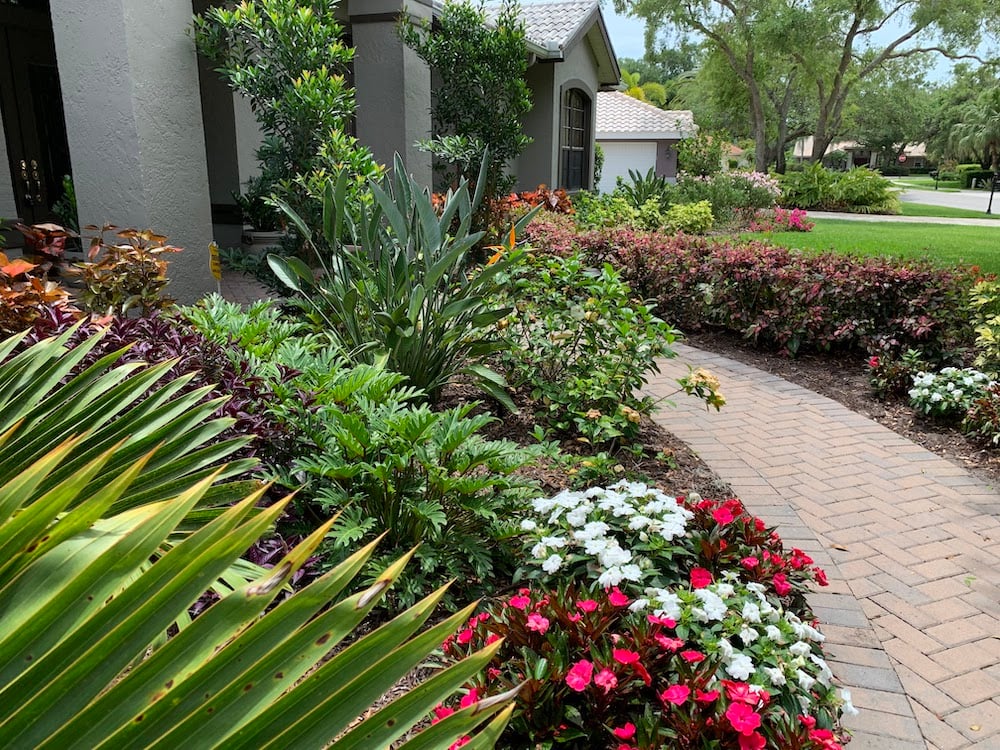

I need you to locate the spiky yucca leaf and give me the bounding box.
[0,438,513,748]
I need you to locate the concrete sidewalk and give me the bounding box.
[646,344,1000,750]
[808,211,1000,227]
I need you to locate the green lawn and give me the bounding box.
[898,202,1000,220]
[893,176,962,191]
[743,219,1000,274]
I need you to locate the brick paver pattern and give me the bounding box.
[645,344,1000,750]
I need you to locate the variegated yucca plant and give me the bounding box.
[0,327,515,747]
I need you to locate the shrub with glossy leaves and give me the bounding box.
[499,252,679,446]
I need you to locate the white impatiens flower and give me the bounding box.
[789,641,812,657]
[739,626,760,644]
[540,535,566,549]
[597,567,625,587]
[809,654,833,686]
[519,519,538,531]
[598,542,633,568]
[725,653,755,680]
[694,588,727,621]
[649,590,682,620]
[765,625,784,643]
[628,598,649,612]
[583,537,611,555]
[530,542,548,559]
[840,688,860,716]
[796,669,816,691]
[628,515,652,530]
[565,506,589,527]
[716,638,735,660]
[619,563,643,582]
[742,601,762,623]
[542,554,563,573]
[763,666,787,687]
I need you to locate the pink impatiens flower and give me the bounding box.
[690,567,713,589]
[726,702,763,735]
[508,594,531,610]
[565,659,593,692]
[578,599,598,612]
[613,648,640,665]
[680,649,705,663]
[526,613,550,633]
[613,723,636,740]
[772,573,792,596]
[660,684,691,705]
[739,732,766,750]
[712,506,734,525]
[608,588,630,606]
[595,668,618,693]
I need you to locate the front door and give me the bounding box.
[0,0,73,227]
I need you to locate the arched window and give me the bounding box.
[560,88,591,190]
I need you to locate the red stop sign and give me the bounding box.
[898,154,907,163]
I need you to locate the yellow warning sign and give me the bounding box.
[209,241,222,281]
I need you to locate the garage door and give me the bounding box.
[597,140,657,194]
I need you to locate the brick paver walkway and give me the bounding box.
[645,344,1000,750]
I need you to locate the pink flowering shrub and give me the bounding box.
[523,224,978,359]
[748,207,815,233]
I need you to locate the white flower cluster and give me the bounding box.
[909,367,991,418]
[639,576,833,697]
[520,482,693,587]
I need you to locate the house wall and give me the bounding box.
[49,0,215,302]
[516,63,555,191]
[515,33,601,192]
[350,2,433,186]
[0,114,16,220]
[655,140,679,180]
[597,140,657,194]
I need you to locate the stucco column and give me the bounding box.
[49,0,215,302]
[349,1,432,187]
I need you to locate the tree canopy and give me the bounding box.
[615,0,1000,171]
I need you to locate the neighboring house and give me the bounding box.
[595,91,695,193]
[792,137,929,169]
[0,0,619,300]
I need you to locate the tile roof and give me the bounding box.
[485,1,598,50]
[596,91,695,139]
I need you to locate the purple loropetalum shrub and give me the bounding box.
[526,225,979,360]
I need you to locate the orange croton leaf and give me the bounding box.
[1,258,38,277]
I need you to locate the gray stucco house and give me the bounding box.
[0,0,619,299]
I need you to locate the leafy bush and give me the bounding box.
[527,227,978,358]
[617,167,675,209]
[499,253,679,446]
[271,158,524,408]
[0,253,78,336]
[283,367,539,611]
[184,295,540,612]
[72,225,179,315]
[969,279,1000,375]
[664,200,714,234]
[779,164,899,214]
[674,171,778,225]
[908,367,991,421]
[866,348,928,399]
[0,413,514,747]
[573,192,662,231]
[677,130,725,177]
[436,483,849,750]
[193,0,380,233]
[964,382,1000,445]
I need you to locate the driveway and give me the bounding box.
[896,186,999,214]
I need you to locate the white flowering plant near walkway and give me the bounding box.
[437,482,854,749]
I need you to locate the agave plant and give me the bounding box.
[268,154,539,409]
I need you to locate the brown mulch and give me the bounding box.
[686,330,1000,486]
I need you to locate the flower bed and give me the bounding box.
[437,483,853,749]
